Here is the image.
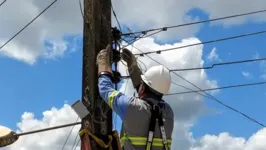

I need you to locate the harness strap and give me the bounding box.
[145,101,169,150]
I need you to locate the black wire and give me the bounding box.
[0,0,58,50]
[134,29,266,56]
[79,0,84,18]
[121,40,213,99]
[167,81,266,95]
[17,122,82,136]
[73,138,81,150]
[121,30,163,49]
[71,132,80,150]
[122,8,266,36]
[170,80,213,99]
[170,57,266,71]
[111,1,122,32]
[0,0,7,7]
[61,117,79,150]
[133,45,266,127]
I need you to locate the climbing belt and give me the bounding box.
[79,129,122,150]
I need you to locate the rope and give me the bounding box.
[79,129,113,150]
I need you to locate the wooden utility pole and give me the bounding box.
[80,0,112,149]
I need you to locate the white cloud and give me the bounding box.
[242,71,250,77]
[191,129,266,150]
[0,0,83,64]
[259,60,266,80]
[195,0,266,27]
[207,47,221,62]
[252,52,260,59]
[2,104,81,150]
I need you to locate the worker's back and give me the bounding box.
[120,97,174,150]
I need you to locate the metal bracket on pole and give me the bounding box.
[72,100,90,119]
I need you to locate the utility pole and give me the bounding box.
[80,0,112,149]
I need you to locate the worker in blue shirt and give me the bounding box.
[96,45,174,150]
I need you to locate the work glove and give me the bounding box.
[121,48,142,89]
[96,44,113,77]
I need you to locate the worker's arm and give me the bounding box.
[98,74,132,121]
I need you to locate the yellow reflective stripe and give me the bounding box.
[108,91,119,109]
[121,137,171,143]
[120,136,171,147]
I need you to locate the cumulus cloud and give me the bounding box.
[2,104,81,150]
[207,47,221,62]
[191,128,266,150]
[0,0,83,64]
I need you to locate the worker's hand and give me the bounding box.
[96,44,113,76]
[121,48,136,65]
[121,48,142,89]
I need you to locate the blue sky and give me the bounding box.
[1,6,266,144]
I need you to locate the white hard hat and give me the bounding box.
[141,65,171,94]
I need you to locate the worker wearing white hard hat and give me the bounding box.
[97,45,174,150]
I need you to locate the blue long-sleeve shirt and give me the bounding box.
[98,75,131,120]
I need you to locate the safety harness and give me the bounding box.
[120,99,171,150]
[145,100,170,150]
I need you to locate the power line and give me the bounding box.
[134,29,266,56]
[79,0,84,18]
[170,57,266,72]
[0,0,7,7]
[122,8,266,36]
[131,44,266,127]
[167,81,266,95]
[16,122,82,137]
[61,117,79,150]
[111,1,122,32]
[123,42,227,100]
[73,138,80,150]
[171,80,213,99]
[172,68,265,127]
[120,30,164,49]
[71,132,80,150]
[0,0,58,50]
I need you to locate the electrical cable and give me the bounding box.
[121,39,213,99]
[122,8,266,36]
[134,29,266,56]
[71,132,80,150]
[170,80,213,99]
[131,44,266,127]
[16,122,82,137]
[166,81,266,95]
[0,0,7,7]
[73,138,81,150]
[170,57,266,71]
[61,117,79,150]
[121,29,164,49]
[111,1,122,31]
[0,0,58,50]
[79,0,84,18]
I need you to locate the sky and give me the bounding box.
[1,0,266,149]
